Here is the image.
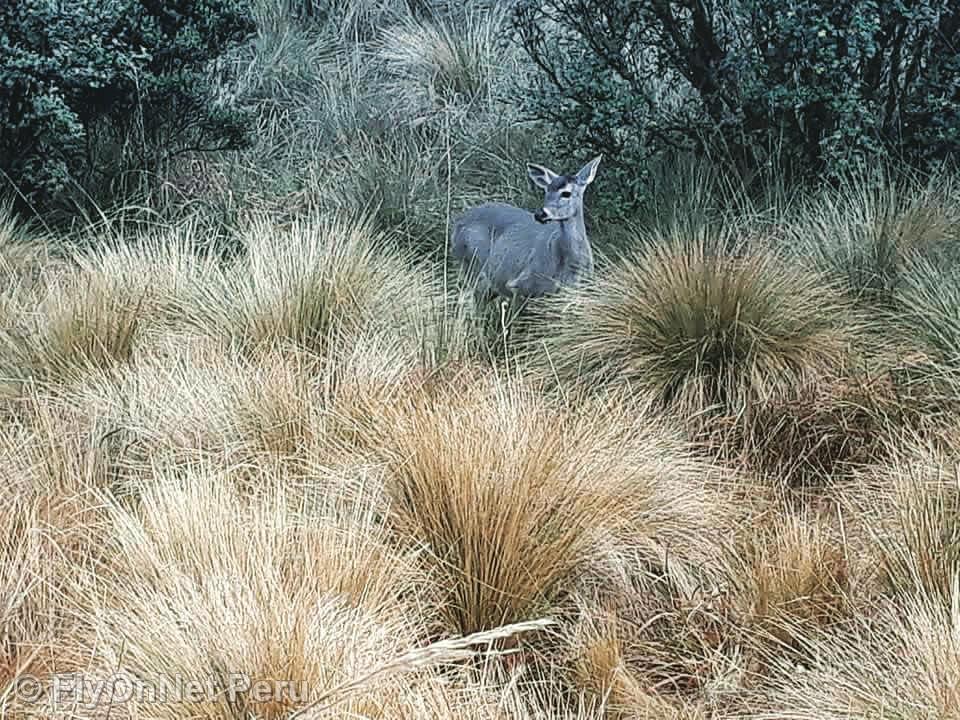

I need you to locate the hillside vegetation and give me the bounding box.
[2,0,960,718]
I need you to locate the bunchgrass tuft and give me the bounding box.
[895,253,960,373]
[74,465,430,719]
[843,434,960,602]
[733,512,853,651]
[0,391,116,704]
[0,266,143,392]
[372,371,734,639]
[0,212,224,395]
[0,203,67,292]
[377,3,513,121]
[743,582,960,719]
[706,370,902,484]
[527,235,864,423]
[789,167,960,307]
[569,611,673,717]
[187,211,435,357]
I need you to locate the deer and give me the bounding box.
[449,156,602,301]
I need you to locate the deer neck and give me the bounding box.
[556,210,591,269]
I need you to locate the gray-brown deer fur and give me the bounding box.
[450,156,602,299]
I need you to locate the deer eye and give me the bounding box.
[560,190,572,198]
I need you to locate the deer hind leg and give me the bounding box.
[505,268,533,294]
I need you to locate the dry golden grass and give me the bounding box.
[733,512,854,652]
[35,331,433,504]
[0,206,70,291]
[1,173,959,719]
[564,569,743,715]
[185,212,436,359]
[742,584,960,719]
[370,372,738,648]
[568,611,715,719]
[0,266,143,396]
[8,0,960,711]
[706,369,902,485]
[523,233,888,491]
[0,217,231,402]
[1,461,559,720]
[842,432,960,601]
[59,466,423,719]
[0,392,117,716]
[70,217,226,332]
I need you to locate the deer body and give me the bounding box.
[450,157,602,299]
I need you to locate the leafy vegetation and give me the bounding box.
[514,0,960,210]
[0,0,255,214]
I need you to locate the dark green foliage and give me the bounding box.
[513,0,960,210]
[0,0,255,214]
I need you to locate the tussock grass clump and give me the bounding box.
[8,1,960,714]
[1,209,223,397]
[608,154,748,248]
[842,435,960,601]
[0,267,143,393]
[70,464,553,719]
[45,332,439,503]
[75,467,436,719]
[567,610,720,719]
[564,500,855,713]
[377,4,512,119]
[0,393,116,700]
[707,370,901,484]
[743,586,960,719]
[529,236,863,423]
[310,0,408,45]
[322,135,453,248]
[0,205,66,292]
[68,344,321,481]
[790,169,960,307]
[874,253,960,426]
[565,563,741,715]
[188,212,435,357]
[224,11,341,112]
[734,512,854,651]
[558,458,768,713]
[0,493,94,710]
[69,217,225,331]
[1,391,120,500]
[372,370,736,640]
[895,254,960,373]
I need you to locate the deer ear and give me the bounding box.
[527,163,558,190]
[575,155,602,186]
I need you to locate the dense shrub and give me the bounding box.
[513,0,960,209]
[0,0,255,213]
